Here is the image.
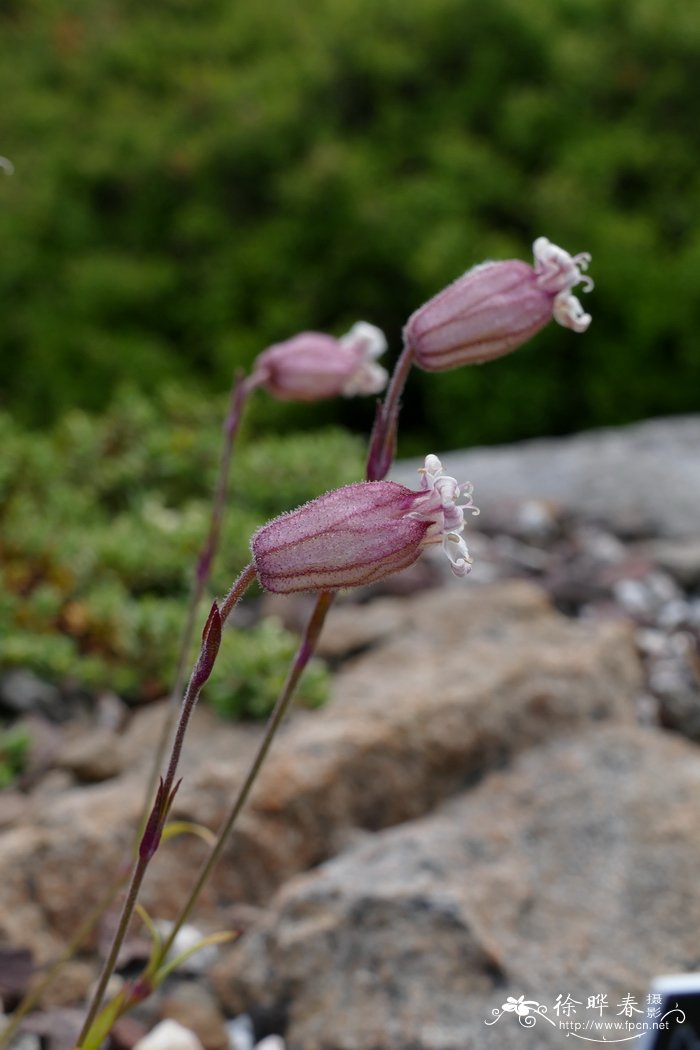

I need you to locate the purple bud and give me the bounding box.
[251,455,479,593]
[405,238,593,372]
[250,322,388,402]
[139,777,181,861]
[191,601,222,691]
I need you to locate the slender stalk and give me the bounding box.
[75,856,150,1047]
[159,589,335,961]
[82,332,414,1038]
[366,338,415,481]
[159,334,415,961]
[5,379,254,1044]
[77,563,256,1047]
[162,564,256,802]
[140,372,252,835]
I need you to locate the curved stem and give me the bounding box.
[159,589,336,961]
[366,338,415,481]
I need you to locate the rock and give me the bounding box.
[0,670,62,718]
[37,959,95,1009]
[212,725,700,1050]
[0,946,34,1005]
[16,715,63,786]
[0,582,641,962]
[646,537,700,589]
[154,922,221,976]
[0,790,29,829]
[393,415,700,538]
[19,1007,84,1050]
[96,692,131,732]
[158,982,229,1050]
[108,1015,149,1050]
[234,582,639,888]
[56,726,125,782]
[2,1035,41,1050]
[314,598,408,660]
[658,689,700,741]
[133,1019,204,1050]
[226,1015,255,1050]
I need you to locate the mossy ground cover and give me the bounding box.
[0,386,363,714]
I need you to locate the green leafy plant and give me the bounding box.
[0,725,30,789]
[0,387,361,705]
[1,0,699,445]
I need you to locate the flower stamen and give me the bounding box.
[410,456,479,576]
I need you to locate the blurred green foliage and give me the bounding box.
[0,387,363,712]
[1,0,700,448]
[0,725,30,788]
[208,617,327,721]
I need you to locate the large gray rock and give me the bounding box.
[234,581,639,889]
[393,415,700,538]
[0,583,640,961]
[212,725,700,1050]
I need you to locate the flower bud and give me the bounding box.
[250,321,388,401]
[405,237,593,372]
[251,455,478,593]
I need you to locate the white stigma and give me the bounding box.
[412,455,479,577]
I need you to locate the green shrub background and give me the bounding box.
[0,388,359,711]
[2,0,699,449]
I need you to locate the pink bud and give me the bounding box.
[250,322,388,401]
[251,455,478,593]
[405,238,593,372]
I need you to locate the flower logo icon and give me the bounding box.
[485,995,556,1028]
[502,995,534,1017]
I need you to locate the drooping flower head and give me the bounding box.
[405,237,593,372]
[250,321,388,402]
[251,455,478,593]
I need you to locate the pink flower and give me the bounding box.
[405,237,593,372]
[250,322,388,402]
[251,455,478,593]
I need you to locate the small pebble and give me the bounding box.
[133,1019,204,1050]
[226,1015,255,1050]
[254,1037,285,1050]
[154,921,220,975]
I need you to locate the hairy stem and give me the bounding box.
[163,563,256,800]
[75,856,150,1047]
[366,338,415,481]
[159,332,416,961]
